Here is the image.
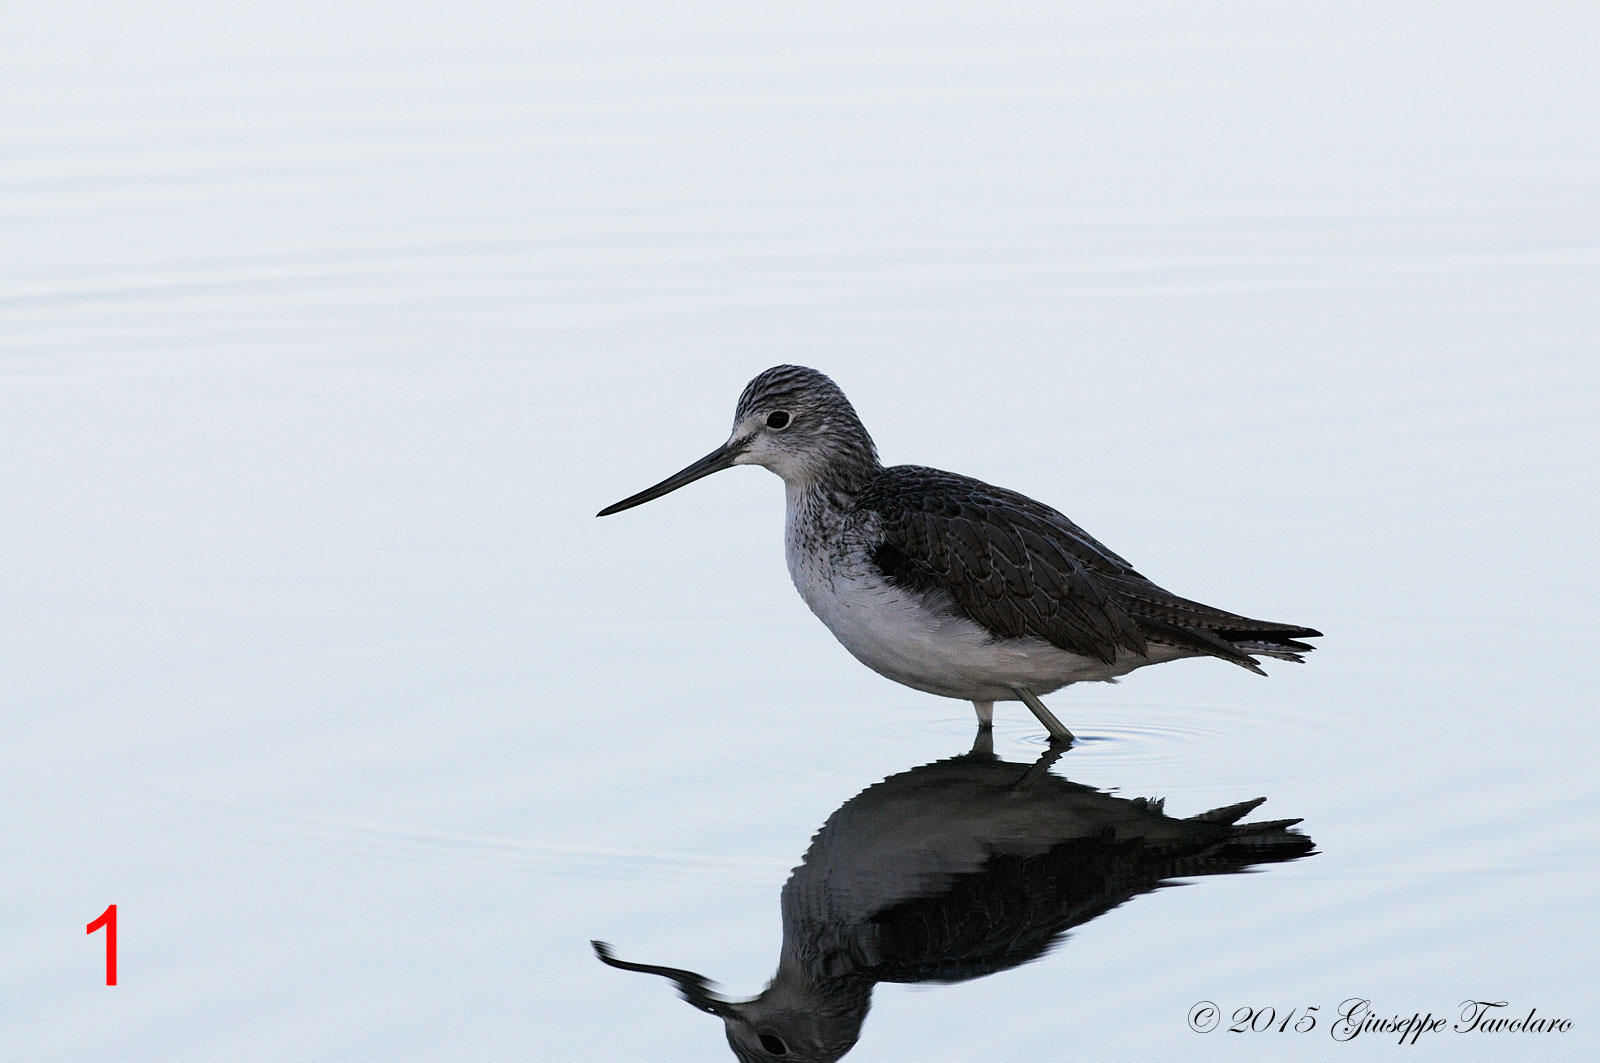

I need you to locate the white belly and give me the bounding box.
[785,542,1170,702]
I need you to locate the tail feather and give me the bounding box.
[1178,798,1317,869]
[1189,797,1268,825]
[1102,575,1321,671]
[1228,639,1314,664]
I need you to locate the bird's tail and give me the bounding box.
[1220,631,1320,665]
[1102,575,1321,673]
[1175,797,1317,869]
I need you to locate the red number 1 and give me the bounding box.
[87,904,117,986]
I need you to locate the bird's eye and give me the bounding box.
[758,1033,788,1055]
[765,411,791,430]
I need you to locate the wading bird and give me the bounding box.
[599,366,1319,741]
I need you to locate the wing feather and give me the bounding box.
[860,466,1319,669]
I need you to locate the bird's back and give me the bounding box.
[855,465,1320,672]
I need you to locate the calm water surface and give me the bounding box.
[3,3,1597,1060]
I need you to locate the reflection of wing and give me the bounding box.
[853,794,1315,985]
[865,829,1145,983]
[862,465,1321,668]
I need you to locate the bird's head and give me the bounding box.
[597,365,879,516]
[591,940,871,1063]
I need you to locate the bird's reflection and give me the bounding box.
[594,732,1316,1062]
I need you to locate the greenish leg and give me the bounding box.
[1010,686,1075,743]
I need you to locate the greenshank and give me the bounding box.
[598,365,1319,741]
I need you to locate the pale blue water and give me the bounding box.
[4,3,1597,1060]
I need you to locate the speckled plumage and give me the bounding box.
[598,365,1320,739]
[856,464,1318,672]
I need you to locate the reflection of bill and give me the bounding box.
[595,735,1317,1062]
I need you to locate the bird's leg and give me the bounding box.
[969,726,995,758]
[972,700,994,729]
[1010,686,1076,744]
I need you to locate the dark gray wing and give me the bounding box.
[859,466,1320,668]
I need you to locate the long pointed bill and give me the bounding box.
[596,442,740,516]
[591,941,737,1017]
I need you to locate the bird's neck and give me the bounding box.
[784,460,874,527]
[778,420,880,537]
